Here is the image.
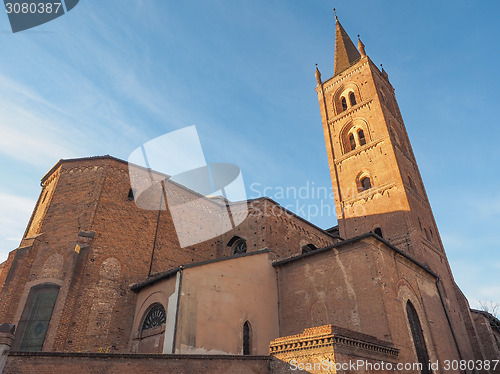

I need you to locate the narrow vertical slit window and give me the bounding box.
[243,321,251,355]
[408,176,415,189]
[424,228,431,241]
[406,301,431,374]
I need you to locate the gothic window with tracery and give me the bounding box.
[17,283,60,351]
[227,236,247,255]
[141,303,166,331]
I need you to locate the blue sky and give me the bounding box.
[0,1,498,309]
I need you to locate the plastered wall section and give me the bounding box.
[129,274,177,354]
[175,251,279,355]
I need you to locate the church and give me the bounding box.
[0,17,498,374]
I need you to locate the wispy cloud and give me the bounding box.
[0,192,36,259]
[0,100,76,167]
[468,195,500,219]
[477,286,500,300]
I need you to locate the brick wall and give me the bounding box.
[0,156,339,355]
[316,33,477,363]
[275,235,462,369]
[471,311,500,364]
[3,352,271,374]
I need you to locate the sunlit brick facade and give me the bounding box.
[0,18,498,374]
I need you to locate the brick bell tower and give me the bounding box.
[315,16,477,361]
[315,16,445,262]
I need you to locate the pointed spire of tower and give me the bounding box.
[315,64,322,85]
[333,14,361,76]
[380,64,389,80]
[358,35,366,57]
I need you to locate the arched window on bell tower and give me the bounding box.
[348,133,356,151]
[406,301,431,374]
[359,176,372,192]
[349,92,356,106]
[334,84,362,115]
[341,119,370,154]
[341,97,348,111]
[356,171,373,193]
[358,129,366,146]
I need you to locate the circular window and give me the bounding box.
[233,239,247,255]
[141,303,166,331]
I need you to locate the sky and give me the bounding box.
[0,1,498,310]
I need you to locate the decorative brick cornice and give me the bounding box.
[334,137,385,165]
[43,167,60,186]
[66,165,105,174]
[328,99,373,126]
[320,60,370,93]
[269,325,398,357]
[342,182,397,207]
